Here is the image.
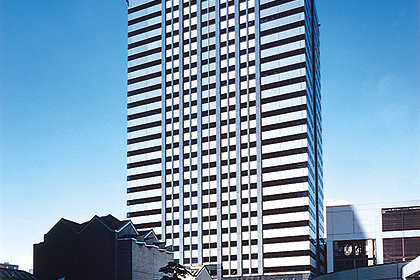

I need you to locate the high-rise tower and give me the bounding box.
[126,0,324,278]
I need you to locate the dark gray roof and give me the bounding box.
[43,215,165,248]
[60,214,131,234]
[94,214,128,231]
[61,219,83,232]
[119,229,167,249]
[0,268,38,280]
[137,230,152,236]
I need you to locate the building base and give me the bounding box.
[222,273,311,280]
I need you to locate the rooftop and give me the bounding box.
[0,268,38,280]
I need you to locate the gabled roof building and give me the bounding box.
[34,215,172,280]
[0,268,38,280]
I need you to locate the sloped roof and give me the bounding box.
[185,265,213,280]
[40,215,168,249]
[94,214,128,231]
[61,218,83,232]
[121,229,166,248]
[137,230,152,236]
[44,214,137,240]
[138,229,157,240]
[190,265,208,277]
[0,268,38,280]
[61,214,132,234]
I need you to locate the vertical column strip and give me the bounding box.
[188,5,192,264]
[161,0,168,242]
[234,0,242,276]
[197,0,203,265]
[179,0,185,264]
[215,0,222,278]
[254,0,263,274]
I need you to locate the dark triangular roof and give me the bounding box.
[0,268,39,280]
[189,265,213,279]
[46,214,135,236]
[137,230,152,236]
[62,218,83,232]
[97,214,128,231]
[137,229,158,242]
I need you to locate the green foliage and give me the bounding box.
[159,261,191,280]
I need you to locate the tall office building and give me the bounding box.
[126,0,324,278]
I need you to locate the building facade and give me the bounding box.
[326,201,420,273]
[126,0,324,278]
[34,215,172,280]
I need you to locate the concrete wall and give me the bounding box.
[326,201,420,273]
[131,240,173,280]
[314,262,406,280]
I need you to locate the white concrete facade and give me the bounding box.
[326,200,420,273]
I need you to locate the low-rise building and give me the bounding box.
[34,214,173,280]
[0,268,38,280]
[313,255,420,280]
[326,200,420,273]
[314,262,406,280]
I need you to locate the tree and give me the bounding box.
[159,261,191,280]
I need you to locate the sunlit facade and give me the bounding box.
[126,0,324,278]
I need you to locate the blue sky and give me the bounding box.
[1,0,419,272]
